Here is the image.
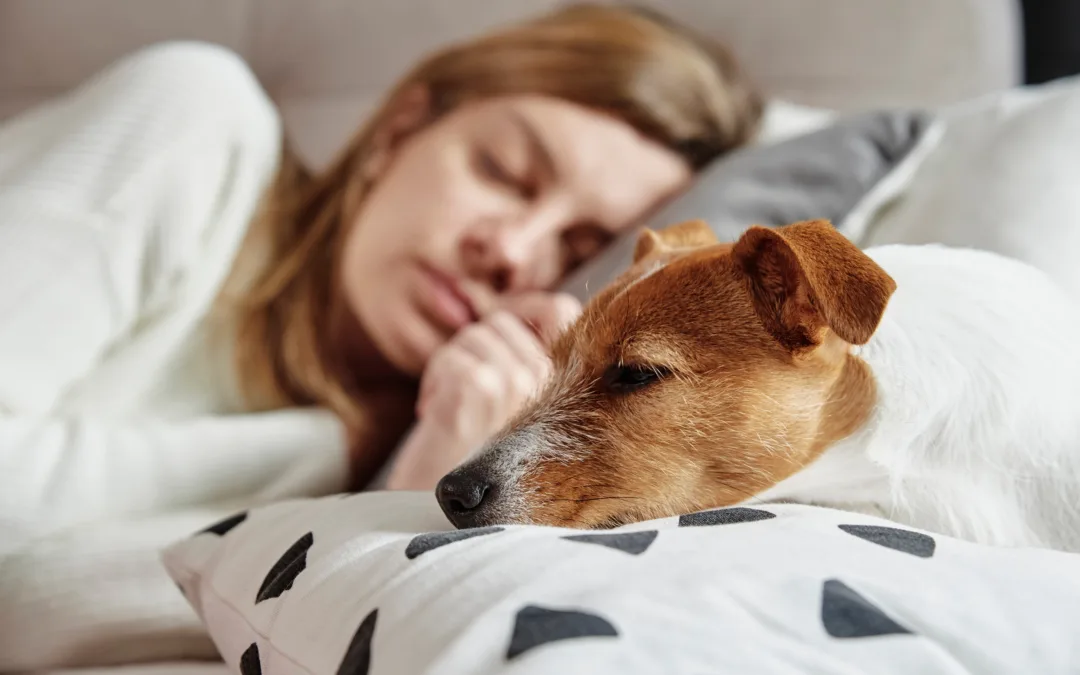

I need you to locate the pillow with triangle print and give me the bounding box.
[162,490,1080,675]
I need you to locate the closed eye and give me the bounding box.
[601,363,671,394]
[476,149,535,200]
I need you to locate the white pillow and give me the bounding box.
[163,491,1080,675]
[844,74,1080,303]
[754,99,839,145]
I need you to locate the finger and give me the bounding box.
[485,311,549,373]
[545,292,583,342]
[439,352,507,437]
[417,373,435,417]
[418,344,480,417]
[452,321,519,370]
[417,351,444,417]
[451,329,538,415]
[418,347,489,425]
[501,292,582,345]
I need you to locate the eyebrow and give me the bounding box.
[508,109,557,179]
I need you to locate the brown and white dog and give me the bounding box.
[435,219,1080,552]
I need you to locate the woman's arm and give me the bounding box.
[0,410,348,547]
[0,43,310,545]
[0,42,282,412]
[0,196,355,544]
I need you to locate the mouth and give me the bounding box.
[416,261,478,331]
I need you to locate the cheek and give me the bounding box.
[515,383,781,524]
[337,220,373,307]
[377,140,491,245]
[518,444,709,528]
[511,401,710,526]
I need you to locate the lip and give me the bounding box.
[416,261,478,331]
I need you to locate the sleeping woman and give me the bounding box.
[0,4,761,667]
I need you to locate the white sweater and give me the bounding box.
[0,43,349,669]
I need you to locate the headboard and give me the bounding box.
[0,0,1022,169]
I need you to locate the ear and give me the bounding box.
[633,229,665,263]
[633,219,718,263]
[732,219,896,350]
[364,85,432,178]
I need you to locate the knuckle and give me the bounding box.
[489,311,526,338]
[534,355,554,380]
[441,385,466,409]
[431,344,463,369]
[552,292,583,315]
[551,295,582,327]
[488,309,515,325]
[512,370,537,399]
[472,366,505,398]
[455,323,486,344]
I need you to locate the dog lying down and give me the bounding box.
[436,219,1080,552]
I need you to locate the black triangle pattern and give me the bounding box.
[405,526,504,559]
[838,524,936,558]
[561,530,658,555]
[239,643,261,675]
[197,511,248,536]
[678,507,776,527]
[255,532,314,604]
[336,608,378,675]
[821,579,912,638]
[506,605,619,660]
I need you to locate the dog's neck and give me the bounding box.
[757,244,1080,550]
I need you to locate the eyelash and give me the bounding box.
[477,150,535,199]
[601,363,672,394]
[562,226,613,270]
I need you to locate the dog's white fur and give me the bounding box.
[757,243,1080,551]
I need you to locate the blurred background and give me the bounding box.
[2,0,1076,172]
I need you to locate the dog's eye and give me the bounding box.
[601,364,670,394]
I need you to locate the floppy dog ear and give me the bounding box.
[633,219,718,263]
[732,219,896,350]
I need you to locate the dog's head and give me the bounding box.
[436,219,897,529]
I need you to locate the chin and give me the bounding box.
[385,305,449,377]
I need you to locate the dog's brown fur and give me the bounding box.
[482,219,897,528]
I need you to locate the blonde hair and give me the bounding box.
[221,3,764,429]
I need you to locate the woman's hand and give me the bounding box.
[384,292,580,491]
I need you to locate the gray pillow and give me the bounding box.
[559,109,934,302]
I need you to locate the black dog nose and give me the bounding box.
[436,469,493,526]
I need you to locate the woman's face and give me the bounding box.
[340,93,692,376]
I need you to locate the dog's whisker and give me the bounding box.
[544,495,642,504]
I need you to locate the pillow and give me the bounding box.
[163,492,1080,675]
[558,108,936,302]
[848,74,1080,303]
[754,99,839,145]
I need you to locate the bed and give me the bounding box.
[10,2,1078,674]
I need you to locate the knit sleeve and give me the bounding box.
[0,42,343,548]
[0,41,282,413]
[0,409,349,547]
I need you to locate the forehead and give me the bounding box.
[555,244,767,365]
[468,95,692,231]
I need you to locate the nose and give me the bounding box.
[436,468,494,528]
[461,215,560,292]
[465,230,533,292]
